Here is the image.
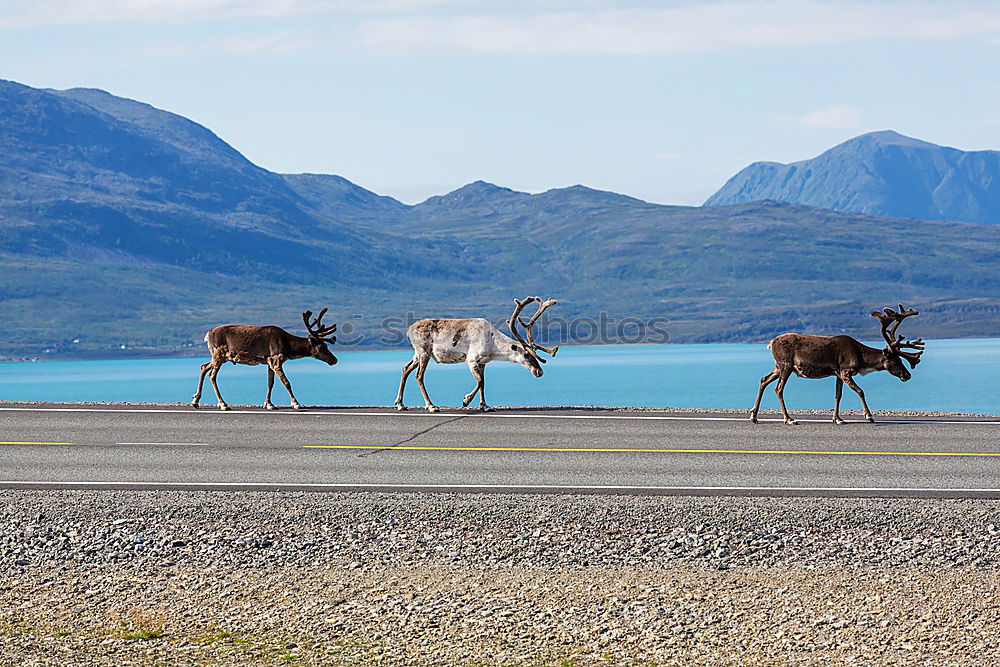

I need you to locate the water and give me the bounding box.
[0,339,997,414]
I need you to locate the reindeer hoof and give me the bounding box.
[218,403,229,412]
[264,403,276,411]
[191,402,199,410]
[291,403,303,410]
[480,405,494,412]
[784,419,798,426]
[834,418,846,425]
[395,403,407,412]
[749,415,758,424]
[462,397,473,408]
[427,405,439,413]
[866,415,875,423]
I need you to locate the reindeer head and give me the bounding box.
[302,308,338,366]
[509,342,544,377]
[871,304,925,382]
[508,296,559,378]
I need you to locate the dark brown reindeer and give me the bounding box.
[192,309,338,411]
[750,304,925,425]
[395,296,559,412]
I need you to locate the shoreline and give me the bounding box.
[4,336,1000,364]
[1,401,998,418]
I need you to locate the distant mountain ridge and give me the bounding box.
[1,79,999,359]
[0,79,385,283]
[705,130,1000,224]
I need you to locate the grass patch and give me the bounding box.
[195,630,236,644]
[0,619,32,637]
[106,607,166,641]
[193,628,259,648]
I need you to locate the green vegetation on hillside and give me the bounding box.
[2,79,998,360]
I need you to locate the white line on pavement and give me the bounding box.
[0,406,997,425]
[2,480,1000,495]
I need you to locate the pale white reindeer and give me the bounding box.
[395,296,559,412]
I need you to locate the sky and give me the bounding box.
[2,0,1000,205]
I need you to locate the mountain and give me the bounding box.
[1,80,999,359]
[282,173,408,226]
[705,130,1000,224]
[0,80,430,283]
[409,182,660,228]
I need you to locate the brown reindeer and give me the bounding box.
[750,304,925,425]
[395,296,559,412]
[192,309,338,411]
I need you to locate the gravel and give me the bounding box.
[4,490,1000,665]
[6,491,1000,571]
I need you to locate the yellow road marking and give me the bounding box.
[0,441,73,445]
[304,444,1000,457]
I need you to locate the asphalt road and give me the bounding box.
[1,403,999,497]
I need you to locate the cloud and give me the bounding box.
[356,1,1000,54]
[217,29,317,53]
[6,0,1000,54]
[0,0,447,28]
[130,29,330,62]
[778,105,864,130]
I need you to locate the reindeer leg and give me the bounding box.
[774,368,796,425]
[843,375,874,423]
[208,362,228,411]
[463,362,488,410]
[272,359,302,410]
[833,377,845,424]
[750,369,779,423]
[192,361,212,408]
[395,357,419,411]
[264,367,276,410]
[477,364,492,412]
[414,356,438,412]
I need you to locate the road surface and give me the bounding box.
[1,403,999,497]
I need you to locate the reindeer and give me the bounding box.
[750,304,925,425]
[395,296,559,412]
[191,309,338,411]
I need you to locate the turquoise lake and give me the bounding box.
[1,339,997,414]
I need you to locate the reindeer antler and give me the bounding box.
[508,296,558,362]
[302,308,337,343]
[519,297,559,357]
[508,298,539,362]
[870,304,923,367]
[895,337,925,368]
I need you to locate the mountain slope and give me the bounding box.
[5,195,998,358]
[0,79,397,282]
[705,130,1000,224]
[282,173,408,226]
[1,80,999,359]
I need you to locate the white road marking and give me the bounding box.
[304,444,1000,458]
[2,480,1000,496]
[0,406,997,425]
[471,414,1000,425]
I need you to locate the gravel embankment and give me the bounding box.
[4,491,1000,665]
